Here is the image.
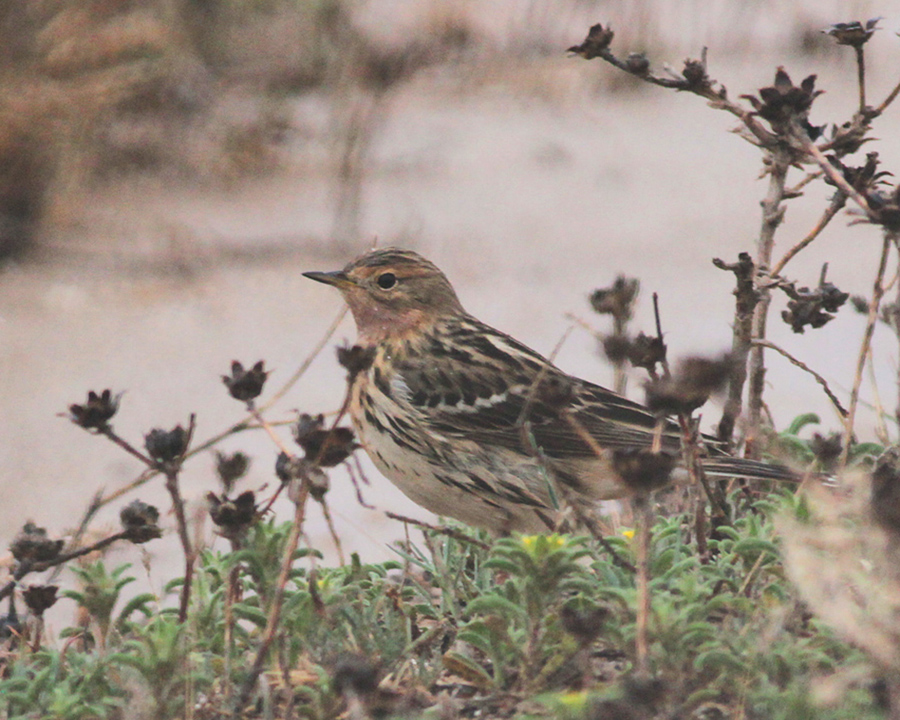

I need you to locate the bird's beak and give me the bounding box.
[302,270,355,289]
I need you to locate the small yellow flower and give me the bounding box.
[622,529,635,539]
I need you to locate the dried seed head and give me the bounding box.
[222,360,269,403]
[625,52,650,75]
[681,58,709,89]
[292,413,357,467]
[22,585,58,616]
[611,448,675,495]
[809,433,842,473]
[337,344,376,380]
[645,354,732,415]
[589,275,640,321]
[275,451,302,484]
[10,522,64,564]
[208,491,257,540]
[823,18,880,48]
[741,67,823,135]
[144,425,190,463]
[120,500,162,544]
[215,451,251,493]
[780,277,849,334]
[67,389,121,430]
[568,23,615,59]
[603,332,667,373]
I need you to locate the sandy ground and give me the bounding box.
[3,3,900,627]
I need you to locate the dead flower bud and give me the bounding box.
[612,448,675,495]
[215,451,250,492]
[603,332,666,372]
[871,447,900,535]
[337,344,376,380]
[862,185,900,232]
[781,279,849,334]
[208,491,256,539]
[568,23,615,59]
[222,360,268,403]
[681,58,709,89]
[625,52,650,75]
[67,389,120,430]
[645,354,732,415]
[824,18,881,48]
[10,522,64,564]
[275,451,302,484]
[23,585,58,615]
[292,413,357,467]
[741,67,823,136]
[332,653,380,697]
[826,152,888,196]
[144,425,190,464]
[120,500,162,543]
[809,433,842,473]
[589,275,640,322]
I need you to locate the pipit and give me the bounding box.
[305,248,793,533]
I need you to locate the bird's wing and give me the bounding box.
[393,319,682,460]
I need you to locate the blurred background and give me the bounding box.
[2,0,899,619]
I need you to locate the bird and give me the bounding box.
[304,247,795,533]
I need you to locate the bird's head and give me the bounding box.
[304,248,464,342]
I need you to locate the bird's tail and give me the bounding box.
[702,457,800,483]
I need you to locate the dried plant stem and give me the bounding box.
[713,253,757,444]
[751,339,847,418]
[855,46,866,113]
[385,512,490,551]
[633,495,652,677]
[318,499,346,566]
[841,234,895,464]
[746,156,789,457]
[875,75,900,115]
[799,134,874,219]
[234,483,310,717]
[165,468,195,623]
[770,192,846,277]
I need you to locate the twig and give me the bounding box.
[751,340,848,418]
[841,233,895,464]
[855,45,867,114]
[874,75,900,116]
[164,414,197,623]
[384,512,490,551]
[797,132,875,220]
[770,192,847,277]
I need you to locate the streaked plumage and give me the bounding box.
[304,248,792,533]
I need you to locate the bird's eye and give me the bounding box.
[376,272,397,290]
